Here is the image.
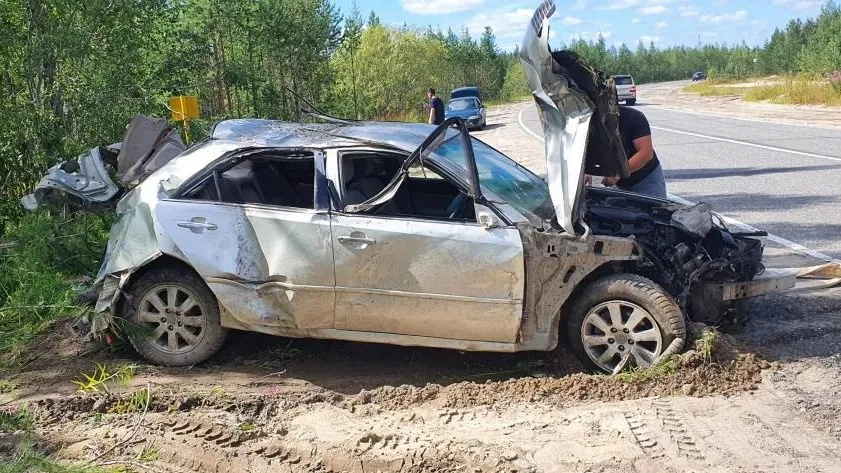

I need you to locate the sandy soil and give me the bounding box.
[3,101,841,472]
[642,80,841,130]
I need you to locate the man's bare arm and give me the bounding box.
[429,107,435,124]
[602,135,655,186]
[627,135,654,172]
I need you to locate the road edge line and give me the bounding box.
[650,126,841,163]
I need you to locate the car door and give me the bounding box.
[329,121,525,343]
[154,151,335,331]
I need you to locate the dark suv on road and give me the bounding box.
[692,71,707,81]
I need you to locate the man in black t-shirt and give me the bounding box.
[600,106,666,198]
[427,88,445,125]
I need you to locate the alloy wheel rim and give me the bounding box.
[137,284,207,354]
[581,300,663,372]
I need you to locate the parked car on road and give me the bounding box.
[445,96,486,130]
[613,74,636,105]
[446,87,486,130]
[692,71,707,81]
[22,0,795,373]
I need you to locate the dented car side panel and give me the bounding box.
[155,201,336,329]
[330,211,525,343]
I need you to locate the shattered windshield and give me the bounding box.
[431,135,554,225]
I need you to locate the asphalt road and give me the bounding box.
[517,85,841,259]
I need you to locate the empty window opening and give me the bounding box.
[188,153,316,209]
[340,152,475,222]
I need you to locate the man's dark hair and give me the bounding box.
[428,88,435,95]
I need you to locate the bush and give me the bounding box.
[0,210,111,365]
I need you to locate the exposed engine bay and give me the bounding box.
[585,187,766,326]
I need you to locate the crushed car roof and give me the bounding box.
[210,119,442,152]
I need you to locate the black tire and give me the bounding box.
[626,98,637,106]
[124,265,227,366]
[565,273,685,373]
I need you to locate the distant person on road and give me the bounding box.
[427,88,445,125]
[600,105,667,198]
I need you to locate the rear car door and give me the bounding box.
[155,150,336,331]
[329,121,525,344]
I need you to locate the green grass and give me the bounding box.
[0,405,33,432]
[0,210,111,369]
[0,439,127,473]
[682,81,753,97]
[614,355,679,383]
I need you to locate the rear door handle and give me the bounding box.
[176,218,218,234]
[338,235,376,245]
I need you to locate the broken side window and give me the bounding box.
[340,151,476,222]
[184,153,316,209]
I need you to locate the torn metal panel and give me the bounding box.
[519,0,629,236]
[672,203,714,238]
[118,116,186,185]
[516,223,641,350]
[22,147,121,211]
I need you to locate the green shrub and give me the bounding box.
[0,210,111,366]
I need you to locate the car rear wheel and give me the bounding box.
[626,98,636,106]
[565,274,685,373]
[125,266,227,366]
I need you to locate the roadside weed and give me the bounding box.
[109,389,149,414]
[0,404,33,432]
[73,363,137,393]
[136,442,159,462]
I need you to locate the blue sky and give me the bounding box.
[333,0,826,51]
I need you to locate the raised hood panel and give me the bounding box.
[519,0,629,236]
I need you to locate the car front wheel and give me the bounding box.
[125,266,227,366]
[565,274,686,373]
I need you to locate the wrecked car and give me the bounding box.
[22,0,795,373]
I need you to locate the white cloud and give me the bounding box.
[639,5,668,15]
[700,10,748,24]
[772,0,822,10]
[561,16,583,26]
[569,31,613,42]
[681,9,700,16]
[605,0,673,10]
[400,0,485,15]
[463,8,533,38]
[631,17,641,23]
[655,21,667,28]
[639,35,661,44]
[573,0,588,10]
[603,0,640,11]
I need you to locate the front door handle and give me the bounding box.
[176,217,218,234]
[338,235,376,245]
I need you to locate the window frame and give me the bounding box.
[173,148,328,213]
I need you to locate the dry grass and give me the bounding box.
[683,76,841,106]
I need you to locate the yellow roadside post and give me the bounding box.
[169,95,200,144]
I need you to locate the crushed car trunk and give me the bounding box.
[21,116,185,212]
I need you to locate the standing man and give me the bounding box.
[428,88,445,125]
[600,105,667,198]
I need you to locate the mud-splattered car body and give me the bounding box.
[23,0,795,371]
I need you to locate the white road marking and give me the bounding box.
[515,103,837,262]
[644,105,834,131]
[517,103,545,142]
[650,125,841,163]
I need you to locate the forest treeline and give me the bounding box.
[2,0,840,225]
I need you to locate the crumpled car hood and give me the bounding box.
[519,0,629,236]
